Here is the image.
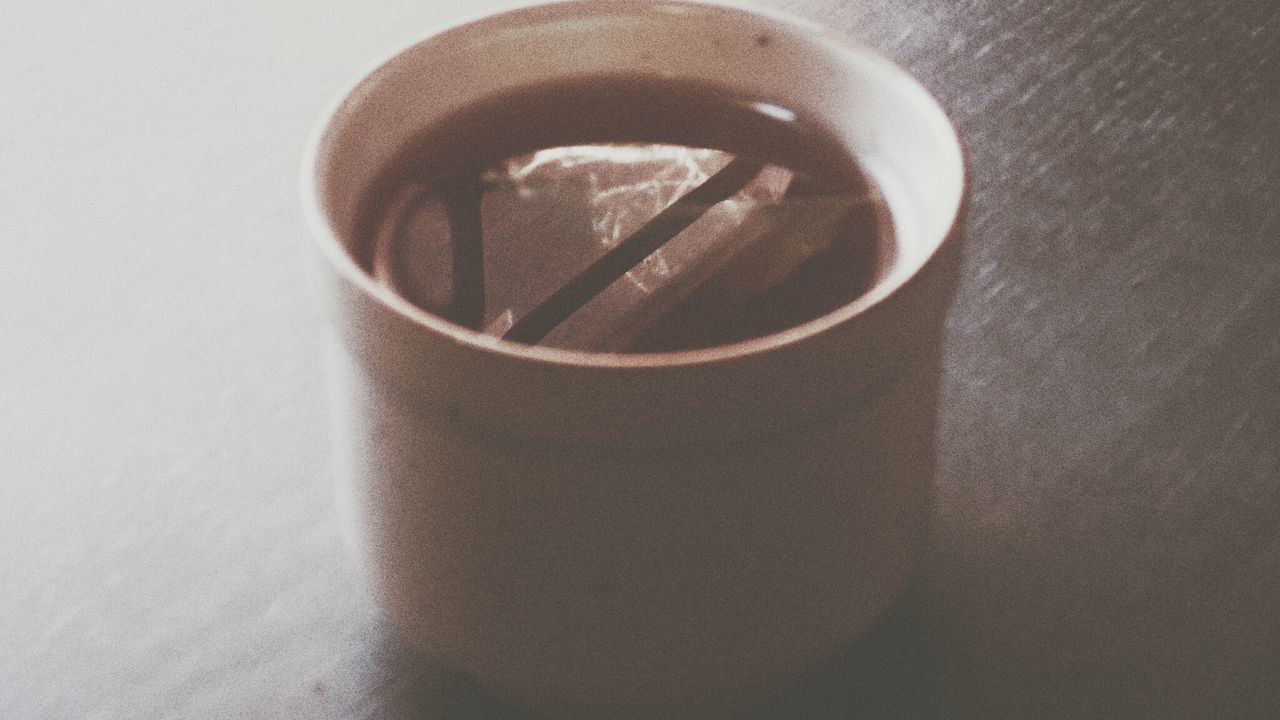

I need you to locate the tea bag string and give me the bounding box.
[499,157,764,345]
[441,175,486,328]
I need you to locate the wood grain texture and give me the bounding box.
[1,1,1276,718]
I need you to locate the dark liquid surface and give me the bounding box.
[357,75,893,353]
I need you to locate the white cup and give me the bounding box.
[303,2,965,718]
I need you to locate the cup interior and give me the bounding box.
[305,0,964,362]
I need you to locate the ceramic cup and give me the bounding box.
[303,2,964,718]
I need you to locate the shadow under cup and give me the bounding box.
[304,2,964,719]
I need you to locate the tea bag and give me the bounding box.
[374,143,884,352]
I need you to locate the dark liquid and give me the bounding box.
[357,75,893,352]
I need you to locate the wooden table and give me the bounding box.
[3,1,1277,717]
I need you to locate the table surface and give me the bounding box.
[3,1,1278,718]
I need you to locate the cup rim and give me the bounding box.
[301,0,966,370]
